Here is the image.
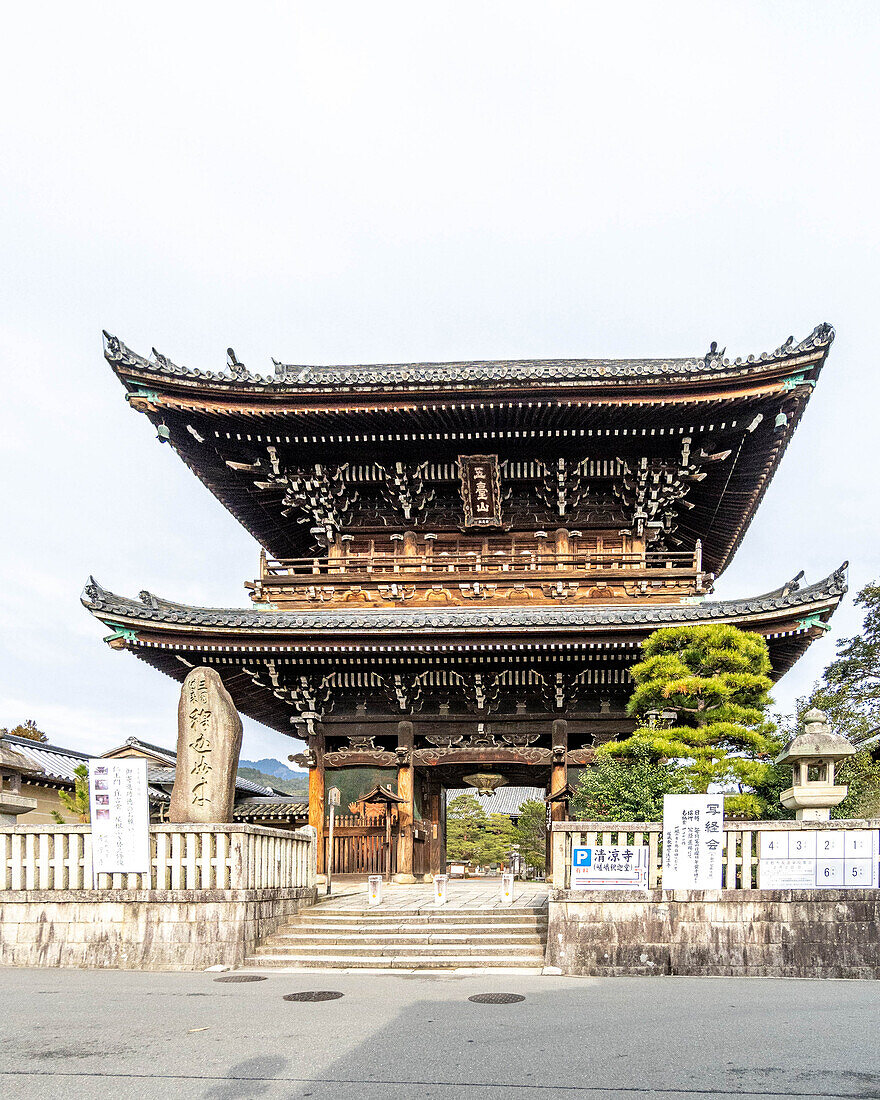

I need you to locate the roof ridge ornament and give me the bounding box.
[102,323,835,390]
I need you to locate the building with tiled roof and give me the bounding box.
[84,324,845,877]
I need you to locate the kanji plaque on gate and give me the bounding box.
[458,454,502,527]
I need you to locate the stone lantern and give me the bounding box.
[775,708,855,821]
[0,739,40,824]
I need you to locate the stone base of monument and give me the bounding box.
[546,889,880,979]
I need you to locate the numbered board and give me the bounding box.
[758,830,879,889]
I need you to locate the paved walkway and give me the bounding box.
[318,876,548,910]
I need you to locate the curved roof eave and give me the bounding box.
[102,325,835,402]
[81,563,847,641]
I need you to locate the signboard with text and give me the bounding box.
[662,794,724,890]
[571,845,650,890]
[458,454,502,527]
[88,759,151,882]
[758,829,879,889]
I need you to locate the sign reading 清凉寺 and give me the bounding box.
[758,829,879,889]
[662,794,724,890]
[458,454,502,527]
[571,845,649,890]
[89,759,151,883]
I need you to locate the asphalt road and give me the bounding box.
[1,968,879,1100]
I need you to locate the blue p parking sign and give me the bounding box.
[571,845,649,890]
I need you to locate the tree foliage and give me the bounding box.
[446,794,515,869]
[572,749,693,822]
[773,581,880,819]
[809,580,880,743]
[1,719,48,743]
[53,763,90,824]
[599,624,780,819]
[513,799,547,872]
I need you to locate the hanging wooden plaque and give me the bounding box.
[458,454,502,527]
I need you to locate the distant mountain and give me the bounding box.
[238,758,308,797]
[241,758,304,782]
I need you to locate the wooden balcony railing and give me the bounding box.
[259,547,702,581]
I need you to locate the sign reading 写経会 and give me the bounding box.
[88,759,151,883]
[571,845,649,890]
[662,794,724,890]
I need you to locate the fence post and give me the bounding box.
[551,827,567,889]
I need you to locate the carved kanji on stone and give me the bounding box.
[169,667,243,823]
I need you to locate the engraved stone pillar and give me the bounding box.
[169,667,243,824]
[395,720,416,883]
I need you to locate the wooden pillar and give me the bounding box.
[394,720,416,882]
[547,719,569,879]
[423,776,445,880]
[308,731,326,878]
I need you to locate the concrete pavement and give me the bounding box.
[1,967,879,1099]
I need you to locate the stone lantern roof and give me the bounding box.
[775,709,857,765]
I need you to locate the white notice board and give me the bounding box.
[758,830,879,889]
[89,759,151,882]
[662,794,724,889]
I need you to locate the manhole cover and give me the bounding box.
[468,993,525,1004]
[283,991,344,1002]
[213,974,268,983]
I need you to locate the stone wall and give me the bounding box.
[547,889,880,979]
[0,886,315,970]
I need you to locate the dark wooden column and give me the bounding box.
[395,720,416,882]
[547,718,569,878]
[423,775,445,880]
[307,731,326,877]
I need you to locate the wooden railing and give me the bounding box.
[551,819,880,891]
[0,824,317,893]
[262,548,701,580]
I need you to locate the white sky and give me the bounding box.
[1,2,878,762]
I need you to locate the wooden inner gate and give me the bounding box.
[322,812,430,876]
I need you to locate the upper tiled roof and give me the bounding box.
[102,324,834,394]
[81,564,847,635]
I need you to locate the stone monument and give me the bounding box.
[776,707,856,821]
[169,667,243,823]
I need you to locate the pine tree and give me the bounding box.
[53,764,90,824]
[513,799,547,873]
[1,719,48,743]
[446,794,487,866]
[599,623,780,819]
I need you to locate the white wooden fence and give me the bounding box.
[0,823,317,892]
[551,819,880,890]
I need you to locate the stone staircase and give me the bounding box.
[245,905,548,969]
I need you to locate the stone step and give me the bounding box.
[270,931,545,946]
[298,910,547,923]
[244,953,546,969]
[283,919,546,932]
[254,940,543,957]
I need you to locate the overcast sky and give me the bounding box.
[1,2,878,763]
